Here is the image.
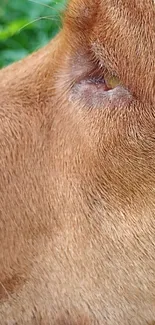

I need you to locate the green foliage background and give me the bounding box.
[0,0,66,68]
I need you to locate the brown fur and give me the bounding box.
[0,0,155,324]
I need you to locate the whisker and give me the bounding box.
[0,281,11,299]
[27,0,66,21]
[17,16,59,34]
[28,0,58,11]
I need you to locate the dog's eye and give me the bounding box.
[104,74,121,89]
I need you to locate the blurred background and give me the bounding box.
[0,0,66,68]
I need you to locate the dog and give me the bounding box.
[0,0,154,324]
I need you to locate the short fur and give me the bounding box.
[0,0,155,324]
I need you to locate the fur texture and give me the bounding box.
[0,0,155,324]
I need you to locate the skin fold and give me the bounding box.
[0,0,154,324]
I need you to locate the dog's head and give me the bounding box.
[0,0,155,323]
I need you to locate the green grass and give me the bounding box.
[0,0,66,68]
